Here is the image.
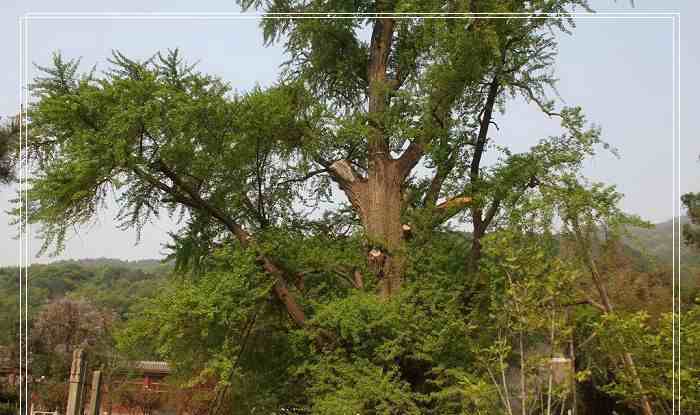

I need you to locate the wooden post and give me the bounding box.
[87,370,102,415]
[66,348,87,415]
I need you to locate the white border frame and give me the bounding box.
[17,10,681,415]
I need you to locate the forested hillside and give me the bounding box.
[625,216,700,296]
[626,217,699,266]
[2,223,693,345]
[0,259,170,346]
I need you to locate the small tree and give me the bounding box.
[479,229,578,415]
[554,181,655,415]
[31,298,115,410]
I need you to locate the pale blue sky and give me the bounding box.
[0,0,697,265]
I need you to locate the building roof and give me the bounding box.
[130,360,171,374]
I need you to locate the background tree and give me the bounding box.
[478,228,579,415]
[682,154,700,249]
[0,115,18,184]
[552,181,657,415]
[30,298,116,410]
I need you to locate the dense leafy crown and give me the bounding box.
[25,2,597,258]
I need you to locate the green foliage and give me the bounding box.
[118,239,493,413]
[117,247,306,412]
[304,357,419,415]
[291,288,469,413]
[118,248,268,376]
[476,228,579,413]
[24,49,315,256]
[582,305,700,413]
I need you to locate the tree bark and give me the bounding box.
[365,159,405,298]
[467,220,485,276]
[362,16,407,299]
[467,74,501,276]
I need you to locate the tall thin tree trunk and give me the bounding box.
[571,223,654,415]
[468,225,484,275]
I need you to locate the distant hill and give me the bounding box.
[0,258,172,346]
[623,216,700,297]
[625,216,700,269]
[50,257,173,273]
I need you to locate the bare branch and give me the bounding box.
[512,81,561,118]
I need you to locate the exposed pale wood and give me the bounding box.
[329,159,359,184]
[436,196,473,212]
[401,224,412,239]
[66,348,87,415]
[87,370,102,415]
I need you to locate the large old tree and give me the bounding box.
[19,1,669,413]
[26,0,592,311]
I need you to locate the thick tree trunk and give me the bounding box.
[328,157,407,299]
[364,158,405,298]
[362,16,407,299]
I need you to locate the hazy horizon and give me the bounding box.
[0,215,690,267]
